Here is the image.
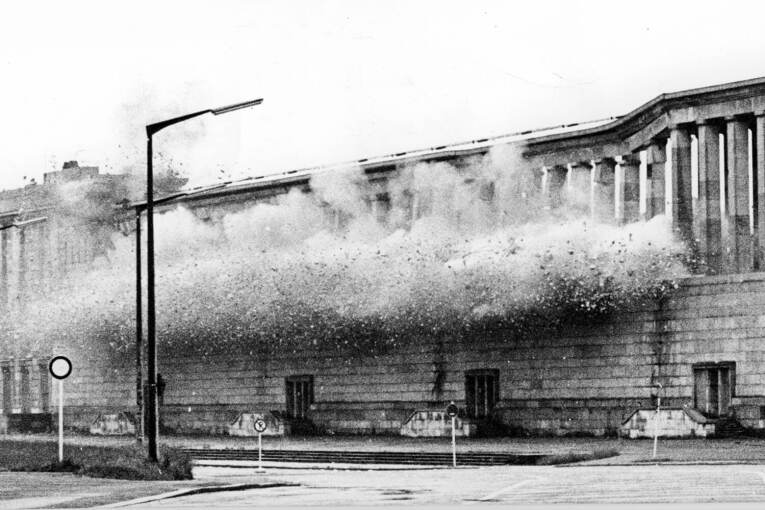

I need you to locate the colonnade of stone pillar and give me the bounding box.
[671,115,765,274]
[542,157,623,224]
[539,111,765,275]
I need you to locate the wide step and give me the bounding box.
[182,448,544,466]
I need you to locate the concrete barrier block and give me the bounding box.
[228,411,289,436]
[90,412,136,436]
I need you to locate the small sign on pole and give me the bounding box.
[49,356,72,463]
[653,383,662,459]
[446,401,459,468]
[253,418,267,472]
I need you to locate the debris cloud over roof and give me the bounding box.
[2,146,688,359]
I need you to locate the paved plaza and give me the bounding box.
[136,463,765,506]
[4,434,765,507]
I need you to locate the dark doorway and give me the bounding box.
[285,375,314,420]
[694,362,735,417]
[465,369,499,419]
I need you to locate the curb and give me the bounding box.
[193,459,470,471]
[559,460,765,467]
[98,482,295,508]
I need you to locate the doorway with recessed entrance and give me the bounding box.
[285,375,315,434]
[693,361,735,417]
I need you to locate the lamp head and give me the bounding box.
[211,98,263,116]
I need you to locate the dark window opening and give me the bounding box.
[1,365,12,412]
[465,369,499,419]
[693,361,735,417]
[157,373,166,406]
[285,375,314,420]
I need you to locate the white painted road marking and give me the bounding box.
[477,476,546,502]
[123,465,765,506]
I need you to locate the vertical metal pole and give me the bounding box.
[146,135,158,462]
[258,433,263,471]
[451,416,457,468]
[58,379,64,462]
[653,394,661,459]
[135,210,143,444]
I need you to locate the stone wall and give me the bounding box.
[44,272,765,437]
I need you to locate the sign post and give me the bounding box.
[254,418,267,472]
[446,402,459,468]
[653,382,662,459]
[49,356,72,463]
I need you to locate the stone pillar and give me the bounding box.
[515,166,545,222]
[593,158,616,222]
[19,361,30,413]
[531,166,545,194]
[39,222,48,294]
[568,161,592,214]
[0,228,7,311]
[546,165,568,209]
[0,363,10,413]
[756,112,765,269]
[670,126,694,243]
[617,155,641,224]
[38,361,50,412]
[500,164,544,221]
[725,117,753,272]
[409,193,419,224]
[646,140,667,219]
[18,227,26,306]
[12,359,21,412]
[28,357,40,412]
[695,120,723,273]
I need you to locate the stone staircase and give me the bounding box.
[620,406,748,439]
[712,416,747,437]
[621,407,716,438]
[182,448,545,466]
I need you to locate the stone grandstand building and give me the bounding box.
[4,77,765,437]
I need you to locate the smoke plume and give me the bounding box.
[2,145,688,359]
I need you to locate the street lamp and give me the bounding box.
[143,98,263,461]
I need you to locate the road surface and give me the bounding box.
[125,463,765,506]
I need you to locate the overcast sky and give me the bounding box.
[2,0,765,192]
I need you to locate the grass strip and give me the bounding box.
[536,447,619,465]
[0,439,193,480]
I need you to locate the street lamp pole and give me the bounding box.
[135,207,143,444]
[144,98,263,461]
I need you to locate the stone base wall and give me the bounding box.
[7,273,765,437]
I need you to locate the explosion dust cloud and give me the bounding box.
[2,145,688,358]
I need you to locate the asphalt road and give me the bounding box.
[125,464,765,507]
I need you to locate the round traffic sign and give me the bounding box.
[49,356,72,380]
[253,418,267,433]
[445,402,459,417]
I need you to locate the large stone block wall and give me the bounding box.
[49,273,765,436]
